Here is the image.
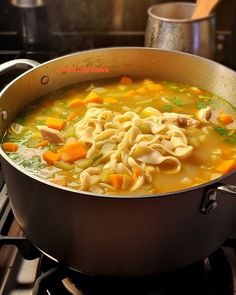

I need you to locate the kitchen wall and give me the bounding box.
[0,0,235,67]
[0,0,235,33]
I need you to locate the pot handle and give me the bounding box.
[0,59,40,74]
[202,184,236,214]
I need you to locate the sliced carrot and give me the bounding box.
[2,142,19,152]
[67,112,77,122]
[216,159,236,174]
[109,174,123,190]
[68,98,85,108]
[84,96,103,104]
[133,167,142,178]
[50,177,67,187]
[120,76,132,85]
[218,112,234,125]
[46,117,65,131]
[66,111,80,122]
[43,150,61,165]
[36,140,49,148]
[122,174,133,190]
[104,97,118,104]
[66,109,84,122]
[58,142,87,162]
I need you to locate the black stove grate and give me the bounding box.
[0,201,40,260]
[32,248,234,295]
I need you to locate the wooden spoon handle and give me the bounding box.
[191,0,221,20]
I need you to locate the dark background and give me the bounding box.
[0,0,236,68]
[1,0,236,32]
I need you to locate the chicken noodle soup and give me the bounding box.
[2,76,236,195]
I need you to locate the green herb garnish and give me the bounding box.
[199,95,210,100]
[21,156,45,169]
[225,135,236,144]
[196,102,207,109]
[162,105,173,111]
[214,127,229,136]
[214,127,236,144]
[171,97,185,107]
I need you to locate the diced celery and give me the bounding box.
[85,91,98,100]
[75,159,93,169]
[140,109,153,117]
[101,169,113,182]
[92,153,104,166]
[54,161,74,170]
[64,125,75,138]
[27,136,42,148]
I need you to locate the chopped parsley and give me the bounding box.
[7,153,45,170]
[21,156,45,170]
[225,136,236,144]
[196,102,207,109]
[214,127,236,144]
[214,127,229,136]
[7,152,21,161]
[171,97,185,107]
[162,105,173,111]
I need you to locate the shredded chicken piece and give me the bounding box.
[162,112,201,127]
[197,106,211,123]
[38,126,64,143]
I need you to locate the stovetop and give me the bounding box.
[1,29,236,295]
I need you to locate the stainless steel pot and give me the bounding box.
[145,2,216,58]
[0,48,236,277]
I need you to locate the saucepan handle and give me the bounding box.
[202,184,236,214]
[0,59,40,75]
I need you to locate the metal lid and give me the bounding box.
[11,0,46,7]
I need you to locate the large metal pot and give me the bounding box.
[0,48,236,277]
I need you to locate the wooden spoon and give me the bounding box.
[191,0,222,20]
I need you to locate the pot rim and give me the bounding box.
[0,46,235,200]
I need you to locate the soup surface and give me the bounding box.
[2,76,236,195]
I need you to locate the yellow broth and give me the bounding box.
[2,77,236,195]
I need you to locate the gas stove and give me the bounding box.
[0,29,236,295]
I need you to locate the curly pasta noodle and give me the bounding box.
[75,107,193,194]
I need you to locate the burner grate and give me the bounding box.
[30,248,234,295]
